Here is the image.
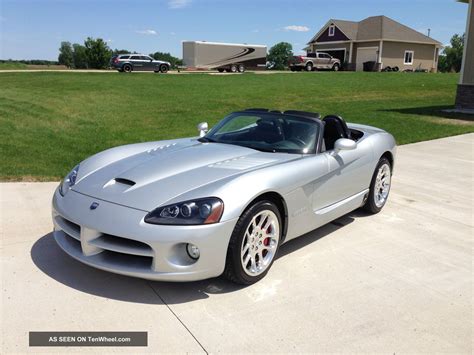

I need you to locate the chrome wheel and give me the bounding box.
[240,210,280,276]
[374,163,391,208]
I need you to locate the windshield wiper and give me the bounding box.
[198,137,216,143]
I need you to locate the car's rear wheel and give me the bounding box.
[237,64,245,73]
[364,157,392,214]
[224,201,281,284]
[230,64,238,73]
[305,62,313,72]
[159,64,169,73]
[332,63,340,71]
[123,64,132,73]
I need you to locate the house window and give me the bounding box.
[404,50,414,65]
[328,25,335,37]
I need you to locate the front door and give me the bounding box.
[141,56,154,71]
[312,138,373,224]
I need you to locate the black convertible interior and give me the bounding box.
[203,109,363,154]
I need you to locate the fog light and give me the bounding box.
[186,243,200,260]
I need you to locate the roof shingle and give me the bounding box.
[311,15,442,45]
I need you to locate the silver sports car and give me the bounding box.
[52,109,396,284]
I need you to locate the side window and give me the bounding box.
[404,50,414,65]
[120,55,130,60]
[307,53,316,58]
[141,56,152,60]
[130,55,140,60]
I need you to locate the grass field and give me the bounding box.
[1,71,472,181]
[0,62,28,70]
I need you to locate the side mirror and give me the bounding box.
[334,138,356,153]
[197,122,208,137]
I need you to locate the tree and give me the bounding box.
[58,42,73,68]
[84,37,112,69]
[438,33,465,72]
[113,48,134,55]
[267,42,293,70]
[149,51,183,68]
[72,43,88,69]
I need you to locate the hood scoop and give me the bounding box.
[102,177,136,193]
[114,178,136,186]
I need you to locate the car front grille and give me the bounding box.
[55,215,153,270]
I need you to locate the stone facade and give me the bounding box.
[455,85,474,110]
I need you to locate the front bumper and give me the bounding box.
[52,187,237,281]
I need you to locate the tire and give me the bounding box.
[290,67,295,72]
[363,157,392,214]
[122,64,132,73]
[217,68,225,73]
[159,64,169,73]
[332,63,340,71]
[230,64,238,73]
[237,64,245,73]
[224,200,282,285]
[305,62,313,72]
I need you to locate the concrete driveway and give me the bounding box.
[1,134,472,353]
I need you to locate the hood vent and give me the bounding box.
[114,178,136,186]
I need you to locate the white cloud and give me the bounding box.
[136,29,158,35]
[284,25,310,32]
[168,0,191,9]
[252,29,260,33]
[106,39,113,43]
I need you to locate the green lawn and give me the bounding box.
[0,71,472,181]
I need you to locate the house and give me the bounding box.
[306,15,442,72]
[455,0,473,111]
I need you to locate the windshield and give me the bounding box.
[201,112,319,154]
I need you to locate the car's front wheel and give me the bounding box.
[224,200,281,284]
[332,63,340,71]
[364,157,392,213]
[159,64,169,73]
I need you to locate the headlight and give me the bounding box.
[59,164,80,196]
[144,197,224,225]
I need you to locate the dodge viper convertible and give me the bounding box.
[52,109,396,284]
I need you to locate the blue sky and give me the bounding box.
[0,0,469,60]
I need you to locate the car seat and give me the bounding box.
[322,115,351,150]
[255,118,285,143]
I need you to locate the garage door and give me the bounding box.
[324,50,346,64]
[356,47,378,71]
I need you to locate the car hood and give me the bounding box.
[72,140,297,211]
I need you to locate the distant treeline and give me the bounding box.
[58,37,183,69]
[0,59,59,65]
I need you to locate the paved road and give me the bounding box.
[1,134,472,353]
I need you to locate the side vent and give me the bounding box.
[114,178,136,186]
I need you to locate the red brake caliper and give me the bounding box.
[263,225,271,256]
